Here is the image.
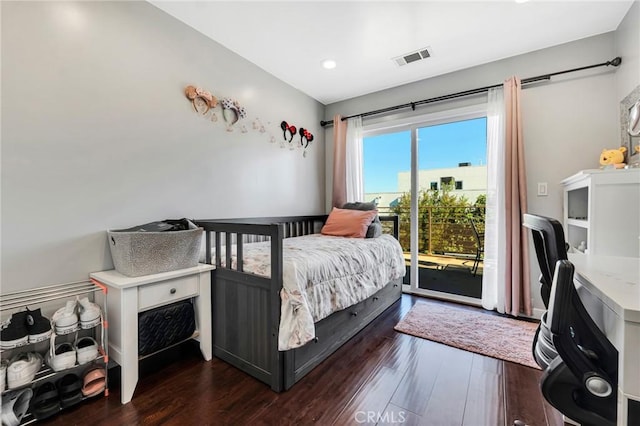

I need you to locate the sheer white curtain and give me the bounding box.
[345,116,364,202]
[482,87,507,313]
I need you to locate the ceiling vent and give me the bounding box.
[393,46,433,67]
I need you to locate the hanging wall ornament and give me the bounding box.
[221,98,247,132]
[299,128,314,157]
[185,85,218,115]
[280,121,296,144]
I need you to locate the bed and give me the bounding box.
[193,215,404,391]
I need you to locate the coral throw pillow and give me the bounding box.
[321,207,378,238]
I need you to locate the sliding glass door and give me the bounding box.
[415,118,487,301]
[363,106,487,303]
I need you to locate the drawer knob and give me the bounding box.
[373,296,379,301]
[351,311,358,317]
[170,288,177,294]
[314,337,319,343]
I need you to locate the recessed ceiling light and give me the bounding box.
[321,59,337,70]
[515,0,530,3]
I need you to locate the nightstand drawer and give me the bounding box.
[138,275,199,311]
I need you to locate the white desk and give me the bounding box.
[90,264,214,404]
[568,254,640,426]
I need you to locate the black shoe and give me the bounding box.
[30,381,61,420]
[26,308,52,343]
[1,311,28,349]
[57,374,83,408]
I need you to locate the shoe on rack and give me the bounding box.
[45,336,77,372]
[0,311,29,349]
[0,360,7,393]
[26,307,52,343]
[7,352,42,389]
[56,373,83,408]
[30,381,61,421]
[81,366,106,398]
[51,300,79,334]
[75,336,99,365]
[77,297,101,329]
[1,387,33,426]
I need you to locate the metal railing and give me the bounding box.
[379,205,485,257]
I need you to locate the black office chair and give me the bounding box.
[523,213,618,426]
[522,213,568,309]
[541,260,618,426]
[469,218,484,276]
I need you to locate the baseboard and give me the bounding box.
[531,307,545,320]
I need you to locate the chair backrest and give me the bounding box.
[522,213,567,308]
[541,260,618,426]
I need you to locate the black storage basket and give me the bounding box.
[138,299,195,356]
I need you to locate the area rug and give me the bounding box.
[394,301,540,369]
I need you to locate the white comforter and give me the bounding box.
[218,233,405,350]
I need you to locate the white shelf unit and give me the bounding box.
[0,280,108,425]
[562,169,640,257]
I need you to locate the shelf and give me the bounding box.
[567,218,589,228]
[563,169,640,258]
[0,315,103,355]
[138,330,200,360]
[1,354,107,397]
[0,281,105,313]
[0,281,109,425]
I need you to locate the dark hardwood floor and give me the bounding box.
[38,295,565,426]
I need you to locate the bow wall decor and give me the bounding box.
[184,85,314,157]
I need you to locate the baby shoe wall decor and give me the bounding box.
[252,117,266,134]
[184,85,217,115]
[221,98,247,132]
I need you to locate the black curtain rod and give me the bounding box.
[319,56,622,127]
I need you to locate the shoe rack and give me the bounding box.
[0,280,109,425]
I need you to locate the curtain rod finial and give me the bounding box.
[609,57,622,67]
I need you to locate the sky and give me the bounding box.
[363,117,487,193]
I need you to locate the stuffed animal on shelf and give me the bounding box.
[599,146,627,169]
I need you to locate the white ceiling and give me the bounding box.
[150,1,634,105]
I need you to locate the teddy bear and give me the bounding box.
[599,146,627,169]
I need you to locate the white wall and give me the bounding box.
[324,33,620,312]
[1,2,325,292]
[615,1,640,104]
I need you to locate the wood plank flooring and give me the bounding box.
[39,295,565,426]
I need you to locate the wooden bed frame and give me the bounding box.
[194,215,402,392]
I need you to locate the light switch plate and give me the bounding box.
[537,182,548,196]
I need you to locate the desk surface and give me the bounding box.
[568,254,640,323]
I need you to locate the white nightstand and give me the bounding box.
[90,264,214,404]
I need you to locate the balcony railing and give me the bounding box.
[379,205,485,258]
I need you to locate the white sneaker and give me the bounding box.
[1,387,33,426]
[45,335,77,372]
[7,352,42,389]
[77,297,101,329]
[51,300,79,334]
[0,361,7,392]
[75,336,98,365]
